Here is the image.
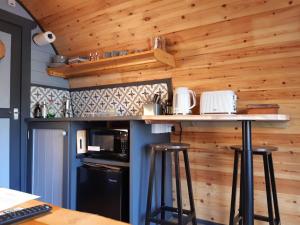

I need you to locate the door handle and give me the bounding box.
[13,108,19,120]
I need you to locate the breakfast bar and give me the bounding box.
[143,114,290,225]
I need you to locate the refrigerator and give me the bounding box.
[76,163,129,222]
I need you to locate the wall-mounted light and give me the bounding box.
[33,31,56,46]
[0,40,5,59]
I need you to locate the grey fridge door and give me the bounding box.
[31,128,68,207]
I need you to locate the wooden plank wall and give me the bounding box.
[20,0,300,224]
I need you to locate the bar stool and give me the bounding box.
[229,145,281,225]
[145,143,197,225]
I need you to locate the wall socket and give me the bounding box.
[8,0,16,7]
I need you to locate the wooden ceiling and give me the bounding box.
[20,0,206,57]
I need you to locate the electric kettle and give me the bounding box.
[173,87,196,115]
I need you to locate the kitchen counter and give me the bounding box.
[26,114,289,123]
[26,115,141,122]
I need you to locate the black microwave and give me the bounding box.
[77,128,129,162]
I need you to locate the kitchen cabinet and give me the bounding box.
[27,121,96,210]
[26,119,172,225]
[27,122,70,208]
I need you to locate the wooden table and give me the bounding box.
[13,200,130,225]
[142,114,289,225]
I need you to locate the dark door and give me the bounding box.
[0,19,22,189]
[77,165,129,222]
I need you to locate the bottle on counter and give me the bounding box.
[163,99,173,115]
[63,97,72,118]
[47,100,56,118]
[33,102,42,118]
[41,101,47,118]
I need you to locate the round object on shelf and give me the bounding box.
[0,40,5,59]
[52,55,68,63]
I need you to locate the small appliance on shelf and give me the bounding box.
[200,90,237,114]
[76,128,129,162]
[173,87,196,115]
[48,55,68,68]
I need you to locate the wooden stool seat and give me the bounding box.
[230,145,278,154]
[148,143,190,151]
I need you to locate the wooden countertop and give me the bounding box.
[27,114,290,123]
[142,114,290,123]
[14,200,129,225]
[26,115,140,122]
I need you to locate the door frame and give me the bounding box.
[0,8,36,190]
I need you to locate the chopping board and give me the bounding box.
[0,40,5,59]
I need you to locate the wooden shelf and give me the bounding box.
[47,49,175,78]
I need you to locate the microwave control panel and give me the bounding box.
[120,133,129,154]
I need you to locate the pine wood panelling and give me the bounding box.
[21,0,300,56]
[20,0,300,224]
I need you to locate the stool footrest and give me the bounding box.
[232,213,279,224]
[254,214,269,222]
[162,206,193,215]
[254,214,280,224]
[148,206,195,225]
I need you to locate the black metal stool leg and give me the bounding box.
[242,120,254,225]
[145,150,157,225]
[268,154,281,225]
[183,149,197,225]
[239,152,244,225]
[174,150,183,225]
[263,154,275,225]
[229,150,239,225]
[161,151,166,221]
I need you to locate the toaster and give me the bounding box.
[200,90,237,114]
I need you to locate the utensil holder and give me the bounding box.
[143,103,162,115]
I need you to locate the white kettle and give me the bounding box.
[173,87,196,115]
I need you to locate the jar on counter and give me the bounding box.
[41,101,47,118]
[47,100,56,118]
[163,99,173,115]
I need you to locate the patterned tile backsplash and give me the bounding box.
[71,82,169,117]
[31,86,71,118]
[31,80,170,118]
